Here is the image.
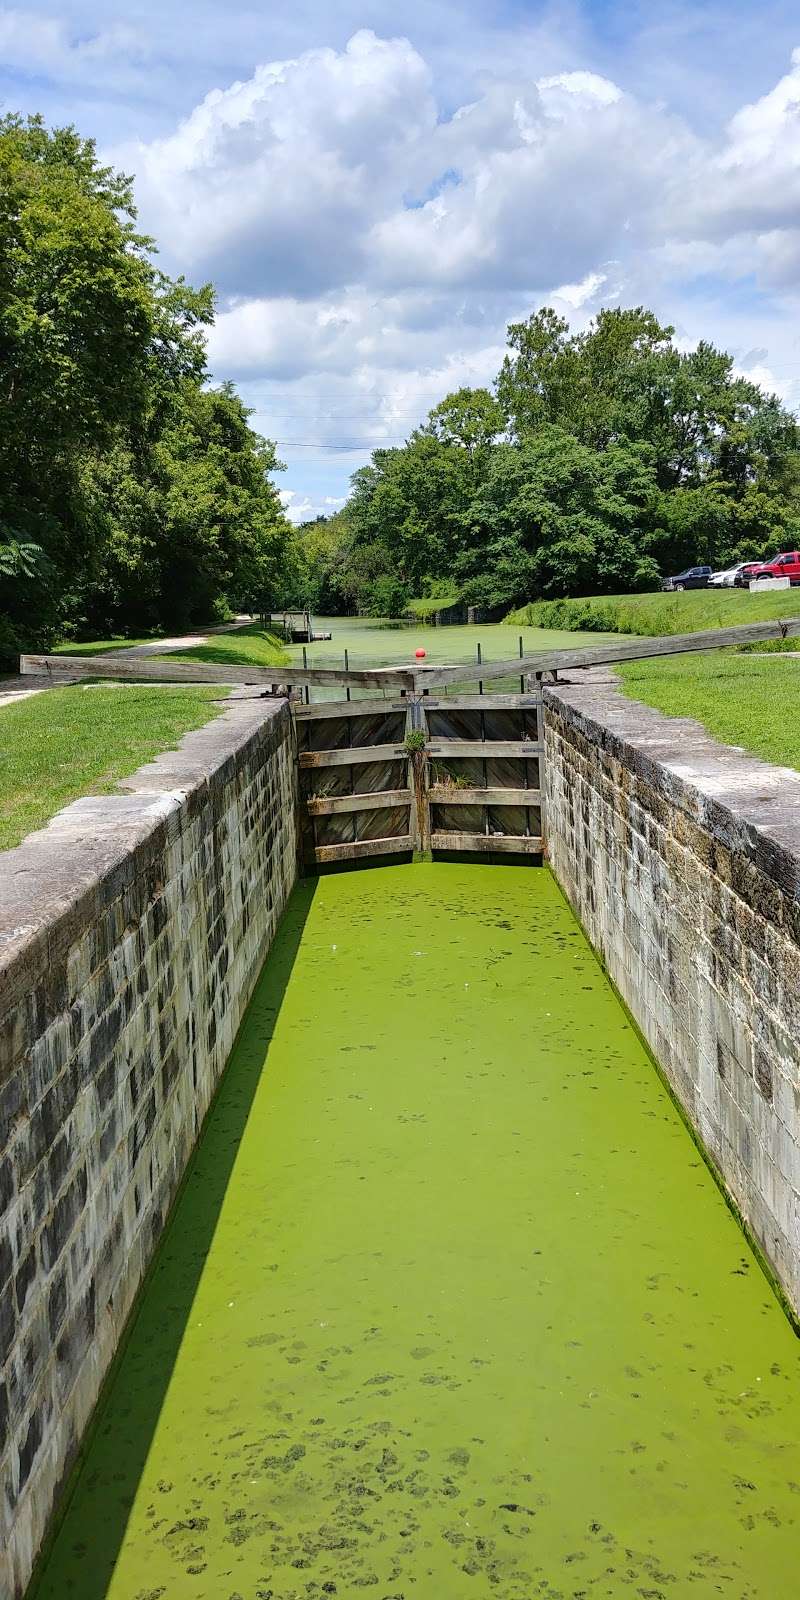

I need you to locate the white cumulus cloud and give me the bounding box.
[0,9,150,75]
[279,489,346,524]
[100,30,800,505]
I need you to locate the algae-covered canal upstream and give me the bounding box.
[32,865,800,1600]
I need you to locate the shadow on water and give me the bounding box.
[315,852,413,874]
[431,849,541,866]
[28,877,318,1600]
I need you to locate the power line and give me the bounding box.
[275,439,405,449]
[257,409,439,417]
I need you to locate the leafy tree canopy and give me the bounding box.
[313,305,800,616]
[0,113,297,653]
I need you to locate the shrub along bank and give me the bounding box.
[507,588,800,637]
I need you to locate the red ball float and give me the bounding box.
[415,648,427,659]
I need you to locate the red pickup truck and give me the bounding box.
[750,551,800,583]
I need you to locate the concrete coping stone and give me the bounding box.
[544,671,800,904]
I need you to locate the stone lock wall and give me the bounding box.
[0,695,298,1598]
[543,673,800,1319]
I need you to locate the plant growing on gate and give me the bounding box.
[431,761,470,789]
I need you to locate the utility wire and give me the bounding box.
[274,439,406,448]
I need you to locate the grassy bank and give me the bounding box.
[618,654,800,771]
[405,594,462,620]
[163,624,289,669]
[0,684,227,850]
[53,623,289,667]
[506,590,800,766]
[52,635,159,655]
[508,589,800,637]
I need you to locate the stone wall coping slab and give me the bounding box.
[544,672,800,907]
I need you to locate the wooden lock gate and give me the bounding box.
[22,609,800,874]
[293,675,545,869]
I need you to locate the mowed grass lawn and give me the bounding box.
[0,683,227,851]
[618,653,800,771]
[52,635,160,655]
[53,623,289,669]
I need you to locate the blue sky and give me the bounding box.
[3,1,800,518]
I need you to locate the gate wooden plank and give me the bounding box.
[430,831,543,853]
[426,740,541,759]
[299,744,406,768]
[429,785,540,806]
[313,835,412,863]
[415,615,800,688]
[28,613,800,699]
[307,788,411,815]
[423,694,541,711]
[293,699,407,719]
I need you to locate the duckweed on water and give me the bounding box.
[32,865,800,1599]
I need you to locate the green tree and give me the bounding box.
[296,514,356,613]
[152,384,293,627]
[496,307,582,438]
[457,430,660,606]
[345,431,478,596]
[496,305,799,505]
[426,387,505,467]
[0,112,293,647]
[74,385,298,632]
[330,304,800,610]
[0,113,211,641]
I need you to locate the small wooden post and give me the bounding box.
[519,634,524,694]
[477,643,488,834]
[292,716,317,874]
[526,670,546,856]
[347,691,356,845]
[406,693,431,859]
[302,645,309,705]
[345,648,351,703]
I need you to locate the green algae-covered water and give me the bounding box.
[33,865,800,1599]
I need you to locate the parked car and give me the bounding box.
[661,565,712,592]
[714,562,762,587]
[749,550,800,584]
[734,562,765,587]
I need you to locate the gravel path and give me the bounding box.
[0,675,55,709]
[111,615,252,655]
[0,617,255,709]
